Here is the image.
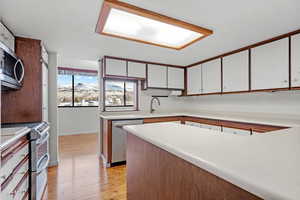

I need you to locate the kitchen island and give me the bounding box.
[124,123,300,200]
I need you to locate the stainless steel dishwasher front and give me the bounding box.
[111,119,144,163]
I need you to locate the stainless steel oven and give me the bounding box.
[29,122,50,200]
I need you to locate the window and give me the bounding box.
[104,79,138,111]
[58,67,99,107]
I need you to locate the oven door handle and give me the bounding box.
[37,131,50,145]
[37,154,50,174]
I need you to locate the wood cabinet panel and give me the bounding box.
[291,33,300,87]
[223,50,249,92]
[251,38,289,90]
[127,133,262,200]
[202,59,221,94]
[184,117,219,126]
[102,119,112,164]
[1,37,42,123]
[187,65,202,95]
[167,67,184,89]
[143,117,184,124]
[147,64,167,88]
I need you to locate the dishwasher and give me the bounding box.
[111,119,144,164]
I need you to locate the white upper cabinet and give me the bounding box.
[223,51,249,92]
[0,22,15,52]
[167,67,184,89]
[128,62,146,78]
[202,59,221,93]
[105,59,127,76]
[291,34,300,87]
[187,65,202,95]
[251,38,289,90]
[147,64,167,88]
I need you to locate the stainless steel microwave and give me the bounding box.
[0,41,24,90]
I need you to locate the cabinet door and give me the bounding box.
[291,34,300,87]
[187,65,202,95]
[0,22,14,52]
[251,38,289,90]
[42,64,48,122]
[105,58,127,76]
[167,67,184,89]
[202,59,221,93]
[147,64,167,88]
[223,51,249,92]
[222,127,250,135]
[128,62,146,78]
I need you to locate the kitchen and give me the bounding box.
[1,0,300,200]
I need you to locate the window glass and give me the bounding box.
[125,82,135,106]
[104,79,137,111]
[58,74,73,106]
[105,80,125,106]
[74,75,99,106]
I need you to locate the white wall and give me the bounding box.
[58,57,100,136]
[58,107,99,135]
[48,52,59,166]
[178,90,300,118]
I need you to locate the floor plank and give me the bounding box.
[42,133,126,200]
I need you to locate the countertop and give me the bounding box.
[124,123,300,200]
[1,127,31,150]
[100,111,300,127]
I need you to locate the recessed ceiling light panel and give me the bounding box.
[96,0,213,50]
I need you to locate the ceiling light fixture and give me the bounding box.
[95,0,213,50]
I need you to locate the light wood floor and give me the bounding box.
[42,133,126,200]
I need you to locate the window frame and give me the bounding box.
[103,78,139,112]
[58,74,99,108]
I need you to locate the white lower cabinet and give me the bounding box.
[222,127,251,135]
[202,59,221,94]
[0,141,29,200]
[187,65,202,95]
[185,121,221,131]
[291,33,300,87]
[251,38,289,90]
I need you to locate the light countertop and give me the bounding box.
[124,123,300,200]
[1,127,31,150]
[100,111,300,127]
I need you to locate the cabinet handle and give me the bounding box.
[293,78,298,82]
[1,175,6,180]
[283,80,288,83]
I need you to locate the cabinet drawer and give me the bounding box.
[12,143,29,169]
[14,175,29,200]
[1,142,28,185]
[223,127,251,135]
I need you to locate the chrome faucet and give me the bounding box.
[150,97,161,113]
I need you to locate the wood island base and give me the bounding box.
[126,133,262,200]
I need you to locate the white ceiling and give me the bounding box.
[0,0,299,66]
